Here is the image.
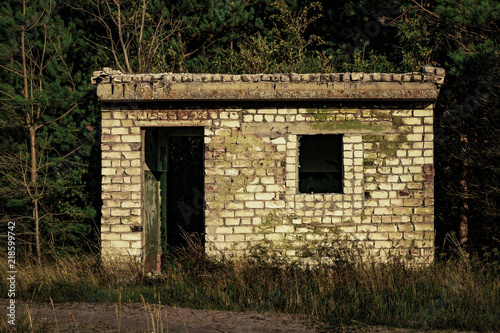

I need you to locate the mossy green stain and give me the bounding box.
[363,135,384,141]
[311,120,392,132]
[392,117,404,126]
[206,133,283,213]
[363,159,374,167]
[371,110,392,119]
[306,108,336,114]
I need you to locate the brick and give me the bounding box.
[271,137,286,145]
[265,201,285,208]
[226,202,244,209]
[110,209,130,217]
[414,207,434,215]
[121,135,141,142]
[233,226,254,234]
[111,144,132,151]
[357,225,377,232]
[233,160,252,168]
[378,224,397,232]
[374,207,392,215]
[124,121,136,128]
[255,193,275,200]
[373,241,393,249]
[106,240,132,248]
[121,233,142,241]
[393,207,412,215]
[402,118,421,125]
[215,226,233,234]
[124,168,141,176]
[102,184,121,192]
[266,185,284,192]
[424,134,434,141]
[102,119,121,127]
[344,136,362,143]
[408,150,422,157]
[407,134,423,141]
[371,191,388,199]
[121,200,141,208]
[387,175,399,183]
[261,176,275,184]
[102,152,122,159]
[112,111,126,119]
[245,201,264,209]
[108,124,128,134]
[369,233,389,240]
[414,110,432,117]
[275,225,295,233]
[221,120,240,127]
[393,110,412,116]
[102,233,121,240]
[246,185,264,192]
[414,224,434,231]
[413,157,426,164]
[413,126,424,133]
[102,168,117,176]
[235,193,254,201]
[225,218,241,226]
[102,135,121,143]
[122,152,141,159]
[257,108,278,114]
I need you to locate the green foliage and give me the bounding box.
[0,0,498,258]
[393,12,438,70]
[341,48,398,73]
[0,0,99,255]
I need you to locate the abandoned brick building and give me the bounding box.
[92,67,444,267]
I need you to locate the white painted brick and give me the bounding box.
[344,136,362,143]
[245,201,264,209]
[407,134,423,141]
[275,225,295,233]
[221,120,240,127]
[257,108,278,114]
[265,201,285,208]
[255,193,275,200]
[243,115,253,122]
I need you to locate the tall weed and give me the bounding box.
[1,245,499,332]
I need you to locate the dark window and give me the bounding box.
[298,135,343,193]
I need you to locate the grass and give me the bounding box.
[1,244,499,332]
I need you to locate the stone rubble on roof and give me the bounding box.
[91,66,445,85]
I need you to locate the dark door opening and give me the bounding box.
[144,127,205,270]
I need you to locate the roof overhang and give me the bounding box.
[93,67,445,103]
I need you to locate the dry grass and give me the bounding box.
[0,244,499,332]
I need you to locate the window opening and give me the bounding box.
[298,134,343,193]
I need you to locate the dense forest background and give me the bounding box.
[0,0,499,262]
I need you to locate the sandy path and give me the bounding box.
[1,299,317,332]
[0,299,476,333]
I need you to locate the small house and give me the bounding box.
[92,67,444,269]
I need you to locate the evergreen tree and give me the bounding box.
[0,0,97,262]
[1,0,497,259]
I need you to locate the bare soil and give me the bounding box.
[2,299,317,332]
[0,299,474,333]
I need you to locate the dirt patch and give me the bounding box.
[1,299,317,332]
[0,300,475,333]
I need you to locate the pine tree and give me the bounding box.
[0,0,96,262]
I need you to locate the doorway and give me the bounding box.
[143,127,205,270]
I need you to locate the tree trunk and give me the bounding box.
[23,0,41,265]
[458,135,469,248]
[30,125,41,265]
